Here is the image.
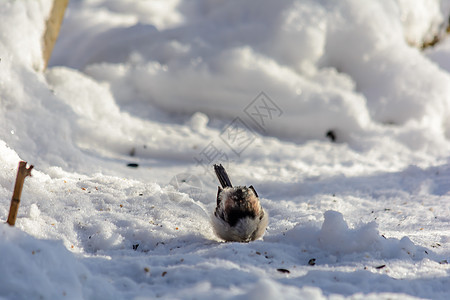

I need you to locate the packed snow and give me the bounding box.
[1,0,450,299]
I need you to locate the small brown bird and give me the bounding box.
[212,164,268,242]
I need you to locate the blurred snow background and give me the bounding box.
[1,0,450,299]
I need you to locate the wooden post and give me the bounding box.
[42,0,69,69]
[7,161,33,226]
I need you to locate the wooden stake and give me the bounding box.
[7,161,33,226]
[42,0,69,69]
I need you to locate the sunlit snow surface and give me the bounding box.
[1,0,450,299]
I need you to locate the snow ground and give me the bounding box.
[1,0,450,299]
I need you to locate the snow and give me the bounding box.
[1,0,450,299]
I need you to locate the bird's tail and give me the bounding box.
[214,164,233,188]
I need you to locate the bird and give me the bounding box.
[211,164,268,242]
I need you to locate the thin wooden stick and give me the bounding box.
[7,161,33,226]
[42,0,69,69]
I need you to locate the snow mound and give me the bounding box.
[0,224,113,300]
[283,210,428,260]
[51,0,450,149]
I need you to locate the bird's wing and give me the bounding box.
[248,185,258,198]
[216,186,223,206]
